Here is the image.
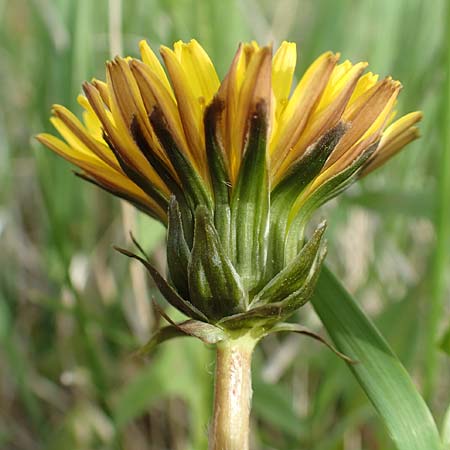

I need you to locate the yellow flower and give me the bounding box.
[36,39,424,331]
[37,40,421,227]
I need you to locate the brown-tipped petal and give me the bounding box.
[325,79,400,168]
[83,81,169,196]
[216,43,245,180]
[271,52,338,177]
[139,40,174,98]
[106,58,156,147]
[130,59,190,166]
[160,45,208,178]
[36,133,164,220]
[360,126,420,176]
[274,62,367,182]
[213,44,272,184]
[234,46,272,154]
[91,79,111,108]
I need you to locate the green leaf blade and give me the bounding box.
[312,267,442,450]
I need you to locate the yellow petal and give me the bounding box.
[83,81,169,195]
[348,71,379,106]
[173,39,220,104]
[362,127,420,177]
[130,59,188,170]
[77,95,104,142]
[272,41,297,115]
[270,51,338,177]
[160,44,208,177]
[52,104,119,168]
[274,61,367,182]
[139,40,174,98]
[360,111,422,175]
[217,45,272,182]
[36,133,166,221]
[325,79,400,168]
[379,111,423,147]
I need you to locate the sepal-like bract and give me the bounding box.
[114,247,208,321]
[167,196,191,299]
[285,140,380,262]
[265,123,346,279]
[230,101,270,292]
[188,205,247,321]
[217,223,327,330]
[137,319,226,356]
[204,99,232,254]
[253,221,327,306]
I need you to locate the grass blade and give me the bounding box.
[425,0,450,400]
[312,266,442,450]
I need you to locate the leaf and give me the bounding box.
[312,266,442,450]
[442,403,450,448]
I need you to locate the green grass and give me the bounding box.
[0,0,449,449]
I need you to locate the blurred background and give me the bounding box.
[1,0,449,449]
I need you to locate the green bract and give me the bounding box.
[116,101,353,348]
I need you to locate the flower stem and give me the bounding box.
[209,335,257,450]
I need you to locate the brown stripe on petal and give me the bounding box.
[235,46,272,154]
[326,131,380,178]
[130,59,189,167]
[102,131,169,211]
[271,52,338,177]
[130,115,181,192]
[108,58,174,179]
[83,81,170,196]
[215,43,244,181]
[218,46,272,183]
[324,79,400,168]
[274,63,366,183]
[91,79,111,108]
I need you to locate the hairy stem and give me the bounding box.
[209,336,257,450]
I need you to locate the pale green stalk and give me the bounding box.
[209,336,257,450]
